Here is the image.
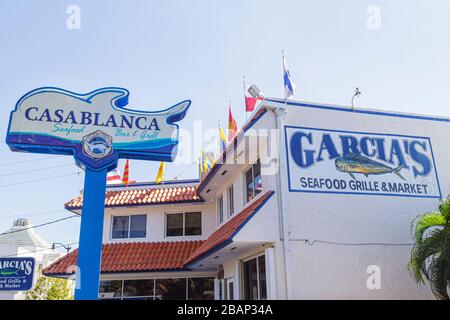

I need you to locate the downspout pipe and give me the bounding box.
[272,105,293,300]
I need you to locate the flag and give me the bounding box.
[122,159,130,186]
[203,153,212,172]
[283,51,296,99]
[244,82,265,112]
[106,168,122,185]
[228,104,238,142]
[219,127,227,153]
[198,156,203,177]
[156,161,165,184]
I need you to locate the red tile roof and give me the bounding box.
[45,191,274,276]
[184,190,275,266]
[42,241,203,276]
[65,185,202,210]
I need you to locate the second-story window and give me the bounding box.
[217,195,224,225]
[112,214,147,239]
[245,159,262,203]
[227,185,234,216]
[166,212,202,237]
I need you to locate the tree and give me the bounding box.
[26,274,73,300]
[409,198,450,300]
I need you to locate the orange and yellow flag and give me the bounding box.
[156,161,165,184]
[122,159,130,186]
[228,104,238,142]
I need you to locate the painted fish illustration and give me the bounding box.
[0,268,19,276]
[86,137,111,155]
[335,153,405,181]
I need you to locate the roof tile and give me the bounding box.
[65,185,202,210]
[42,240,203,276]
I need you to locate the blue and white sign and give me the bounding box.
[0,257,35,291]
[285,126,441,198]
[5,87,191,300]
[6,87,190,171]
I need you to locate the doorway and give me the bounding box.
[242,254,267,300]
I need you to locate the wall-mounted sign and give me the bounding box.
[285,126,441,198]
[6,87,190,171]
[0,257,35,291]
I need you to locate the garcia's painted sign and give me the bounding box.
[6,87,190,171]
[285,126,441,198]
[0,257,35,291]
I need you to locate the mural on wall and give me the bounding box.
[285,126,441,198]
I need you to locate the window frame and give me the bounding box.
[227,184,234,217]
[99,276,214,300]
[217,194,224,226]
[244,159,262,204]
[111,214,147,240]
[165,211,202,238]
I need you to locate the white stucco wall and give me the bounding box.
[269,99,446,299]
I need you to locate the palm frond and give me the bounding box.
[413,212,446,242]
[427,254,450,300]
[408,228,446,283]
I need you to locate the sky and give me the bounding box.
[0,0,449,253]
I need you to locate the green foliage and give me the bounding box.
[26,274,73,300]
[408,198,450,300]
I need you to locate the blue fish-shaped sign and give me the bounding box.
[6,87,190,171]
[335,153,405,180]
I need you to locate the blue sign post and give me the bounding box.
[6,87,190,299]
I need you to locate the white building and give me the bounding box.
[0,218,62,300]
[44,98,445,299]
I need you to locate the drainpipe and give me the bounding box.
[273,105,293,300]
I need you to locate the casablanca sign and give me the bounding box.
[5,87,191,300]
[6,87,190,171]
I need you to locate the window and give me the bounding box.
[245,159,262,203]
[111,215,147,239]
[227,280,234,300]
[123,279,154,299]
[166,212,202,237]
[188,278,214,300]
[99,277,214,300]
[227,185,234,216]
[155,278,187,300]
[243,254,267,300]
[99,280,122,299]
[217,195,224,225]
[185,212,202,236]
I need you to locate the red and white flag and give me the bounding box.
[245,83,265,113]
[106,168,122,185]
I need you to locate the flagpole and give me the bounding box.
[243,75,248,121]
[282,49,287,102]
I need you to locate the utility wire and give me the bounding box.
[0,163,73,178]
[0,156,59,167]
[291,238,414,246]
[0,172,82,189]
[0,242,79,258]
[170,161,197,181]
[0,215,79,237]
[2,209,68,219]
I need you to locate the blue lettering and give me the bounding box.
[340,135,359,155]
[410,141,431,177]
[24,107,38,121]
[317,134,339,161]
[290,131,315,168]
